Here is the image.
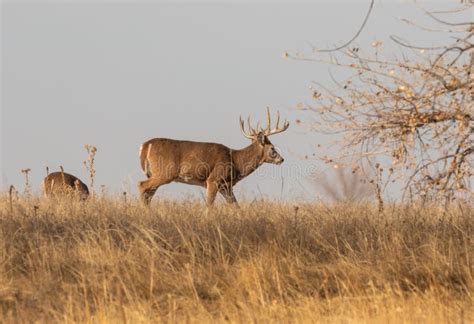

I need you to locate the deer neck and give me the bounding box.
[232,142,264,179]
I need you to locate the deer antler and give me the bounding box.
[262,107,289,136]
[240,108,290,140]
[240,116,258,140]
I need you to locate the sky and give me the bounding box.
[1,0,468,201]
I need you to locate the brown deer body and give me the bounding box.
[138,109,289,206]
[43,171,89,200]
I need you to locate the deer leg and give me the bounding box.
[138,177,171,205]
[206,180,219,207]
[219,186,239,206]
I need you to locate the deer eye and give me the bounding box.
[270,148,278,157]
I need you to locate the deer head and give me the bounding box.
[239,107,290,165]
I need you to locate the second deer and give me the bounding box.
[43,171,89,200]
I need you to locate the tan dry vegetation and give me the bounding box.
[0,195,472,323]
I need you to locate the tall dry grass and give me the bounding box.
[0,194,472,323]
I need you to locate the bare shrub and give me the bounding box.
[291,1,473,202]
[311,167,373,202]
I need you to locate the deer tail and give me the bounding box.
[139,142,153,178]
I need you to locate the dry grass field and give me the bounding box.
[0,194,472,323]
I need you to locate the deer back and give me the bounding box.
[140,138,234,182]
[43,172,89,199]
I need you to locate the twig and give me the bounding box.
[315,0,375,53]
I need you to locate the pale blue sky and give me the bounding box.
[1,0,466,200]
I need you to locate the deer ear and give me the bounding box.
[256,133,265,144]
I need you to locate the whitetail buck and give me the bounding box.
[43,171,89,200]
[138,108,290,206]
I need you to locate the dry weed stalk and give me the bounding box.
[123,191,127,205]
[8,185,16,212]
[84,144,97,197]
[20,168,31,195]
[292,1,473,202]
[59,165,65,182]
